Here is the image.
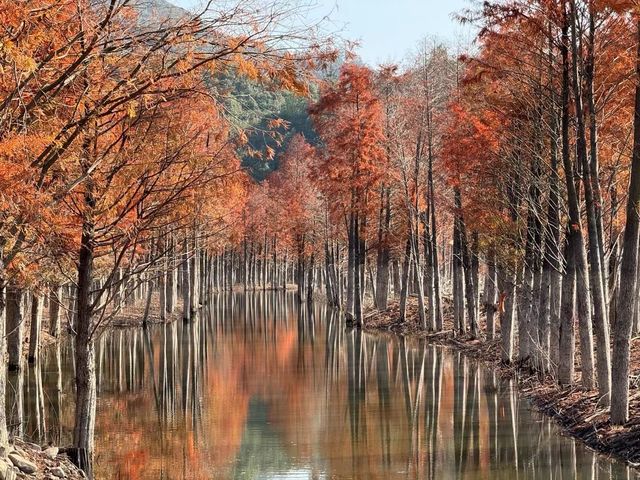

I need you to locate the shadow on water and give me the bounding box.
[6,291,640,479]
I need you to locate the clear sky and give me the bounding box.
[170,0,473,66]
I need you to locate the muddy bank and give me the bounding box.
[362,299,640,469]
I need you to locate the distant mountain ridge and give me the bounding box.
[130,0,188,22]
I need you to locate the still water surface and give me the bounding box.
[6,293,639,479]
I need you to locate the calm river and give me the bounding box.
[6,292,639,479]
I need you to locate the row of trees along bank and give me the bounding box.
[0,0,332,475]
[243,0,640,438]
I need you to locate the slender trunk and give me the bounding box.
[358,213,367,315]
[392,259,401,298]
[246,242,251,290]
[399,236,412,322]
[263,232,268,291]
[484,250,498,340]
[428,126,443,330]
[282,250,288,290]
[538,87,558,373]
[166,237,176,313]
[559,237,577,385]
[159,239,167,321]
[410,222,427,329]
[324,241,335,306]
[611,20,640,426]
[73,189,97,474]
[546,91,563,372]
[570,0,610,401]
[296,235,305,303]
[538,264,552,374]
[182,237,191,321]
[471,234,480,322]
[272,237,278,290]
[562,4,595,389]
[6,286,24,372]
[586,8,608,302]
[346,213,355,318]
[0,281,7,446]
[307,253,315,303]
[48,284,62,337]
[456,189,477,337]
[28,293,43,364]
[142,274,154,328]
[499,266,516,364]
[375,187,391,311]
[189,233,199,312]
[519,253,534,364]
[353,213,363,327]
[452,217,466,335]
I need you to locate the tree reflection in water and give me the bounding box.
[6,292,638,479]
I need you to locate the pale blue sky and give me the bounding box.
[171,0,473,65]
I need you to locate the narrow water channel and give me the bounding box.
[6,293,638,479]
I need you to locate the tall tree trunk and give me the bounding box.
[28,293,43,364]
[6,286,24,372]
[159,238,167,321]
[375,186,391,311]
[49,284,63,337]
[611,20,640,426]
[545,85,563,372]
[189,233,199,312]
[182,236,191,321]
[296,235,306,303]
[358,213,367,314]
[73,189,97,474]
[166,237,176,313]
[399,236,412,322]
[263,232,268,291]
[559,236,576,385]
[452,217,466,335]
[346,213,356,318]
[282,250,288,291]
[324,240,335,306]
[423,212,436,330]
[392,259,401,298]
[0,281,7,446]
[520,149,543,366]
[307,253,315,303]
[428,114,443,330]
[456,189,477,337]
[562,3,595,389]
[272,236,278,290]
[410,222,427,329]
[484,250,498,341]
[499,266,517,364]
[570,0,610,401]
[141,275,154,328]
[353,213,364,327]
[586,8,608,303]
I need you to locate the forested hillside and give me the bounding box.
[141,0,320,180]
[210,72,318,180]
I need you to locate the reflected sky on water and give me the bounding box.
[7,292,639,479]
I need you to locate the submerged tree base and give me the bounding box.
[363,298,640,469]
